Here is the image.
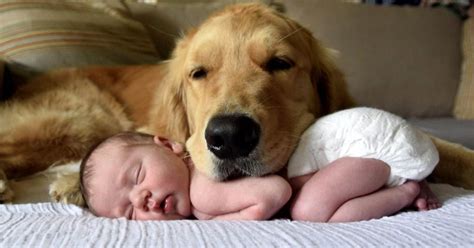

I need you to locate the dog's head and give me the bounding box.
[150,3,353,181]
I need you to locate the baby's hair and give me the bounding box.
[79,131,155,214]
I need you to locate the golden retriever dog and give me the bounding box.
[1,3,473,205]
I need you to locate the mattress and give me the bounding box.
[2,164,474,247]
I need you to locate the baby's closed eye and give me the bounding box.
[127,206,134,220]
[135,162,143,185]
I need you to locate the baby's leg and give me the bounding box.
[290,157,390,222]
[329,181,420,222]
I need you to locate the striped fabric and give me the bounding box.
[0,0,160,76]
[0,59,4,97]
[454,18,474,119]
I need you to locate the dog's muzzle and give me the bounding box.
[205,114,262,180]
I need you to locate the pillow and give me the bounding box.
[454,18,474,120]
[0,59,4,99]
[0,0,160,78]
[277,0,462,118]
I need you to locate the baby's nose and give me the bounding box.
[147,198,159,210]
[131,190,151,211]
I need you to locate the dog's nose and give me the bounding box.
[205,114,260,159]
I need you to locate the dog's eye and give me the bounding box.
[190,67,208,80]
[265,57,294,73]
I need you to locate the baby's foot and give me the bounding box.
[397,181,421,208]
[413,180,441,211]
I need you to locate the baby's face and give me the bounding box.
[88,137,191,220]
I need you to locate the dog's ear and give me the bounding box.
[148,70,188,143]
[277,11,355,115]
[296,26,355,115]
[148,32,196,143]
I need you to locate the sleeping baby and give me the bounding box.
[79,107,440,222]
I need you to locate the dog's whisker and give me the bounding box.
[182,153,192,160]
[145,24,181,40]
[264,106,285,111]
[277,27,303,44]
[259,95,282,107]
[272,131,301,142]
[271,139,300,149]
[282,134,300,142]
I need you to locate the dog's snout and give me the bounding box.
[205,114,260,159]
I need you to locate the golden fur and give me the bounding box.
[0,3,473,204]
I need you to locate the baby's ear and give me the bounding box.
[153,136,185,155]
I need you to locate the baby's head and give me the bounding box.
[80,131,192,220]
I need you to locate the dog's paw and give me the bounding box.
[0,170,14,203]
[49,172,85,207]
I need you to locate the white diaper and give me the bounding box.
[287,107,439,187]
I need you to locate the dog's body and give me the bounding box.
[1,3,473,204]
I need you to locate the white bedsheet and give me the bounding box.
[1,183,473,247]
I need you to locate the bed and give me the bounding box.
[1,1,474,247]
[1,163,473,247]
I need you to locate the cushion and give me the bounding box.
[454,18,474,120]
[0,0,160,78]
[277,0,462,118]
[408,117,474,149]
[125,0,271,59]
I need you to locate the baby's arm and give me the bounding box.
[190,172,292,220]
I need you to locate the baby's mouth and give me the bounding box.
[162,195,175,214]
